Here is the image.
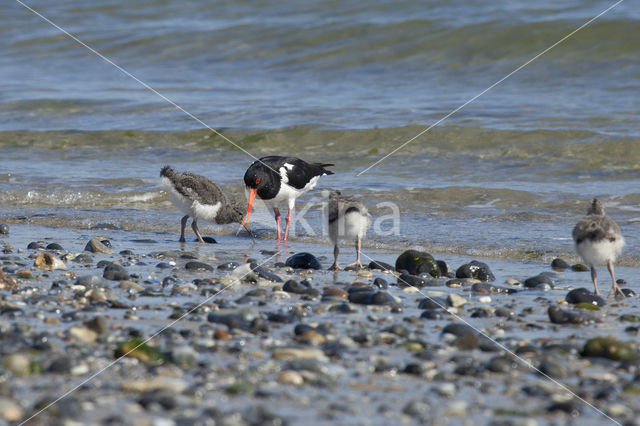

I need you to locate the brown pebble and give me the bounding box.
[44,317,60,324]
[0,270,17,290]
[214,329,232,340]
[323,287,348,299]
[296,330,326,345]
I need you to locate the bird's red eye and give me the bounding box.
[256,178,261,184]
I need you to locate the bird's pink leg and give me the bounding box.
[283,209,293,241]
[273,207,282,241]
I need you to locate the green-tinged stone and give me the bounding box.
[402,341,424,351]
[575,302,599,311]
[582,336,636,361]
[619,314,640,323]
[395,250,440,277]
[29,360,43,374]
[114,338,167,364]
[225,381,254,395]
[571,264,589,272]
[623,385,640,395]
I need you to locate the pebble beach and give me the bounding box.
[0,222,639,425]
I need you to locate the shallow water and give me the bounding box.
[2,1,640,267]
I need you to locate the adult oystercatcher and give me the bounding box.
[243,156,333,241]
[160,166,252,243]
[326,190,370,270]
[572,198,625,298]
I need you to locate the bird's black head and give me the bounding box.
[243,167,266,190]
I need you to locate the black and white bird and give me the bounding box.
[160,166,252,243]
[572,198,625,298]
[244,156,333,241]
[326,190,370,270]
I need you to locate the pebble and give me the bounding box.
[0,224,9,235]
[171,346,199,367]
[455,260,495,282]
[547,306,591,325]
[185,261,214,271]
[84,316,108,334]
[27,241,43,250]
[551,258,570,270]
[0,397,23,421]
[218,261,239,271]
[447,293,467,308]
[285,252,321,270]
[538,357,569,379]
[565,287,605,306]
[0,269,17,290]
[103,262,130,280]
[68,325,98,344]
[418,296,446,310]
[278,370,304,385]
[368,260,394,271]
[582,336,636,361]
[121,377,188,393]
[250,262,284,282]
[75,275,107,288]
[523,273,553,289]
[395,250,440,277]
[119,280,145,292]
[84,238,114,254]
[272,348,328,362]
[2,354,30,376]
[34,252,66,270]
[571,263,589,272]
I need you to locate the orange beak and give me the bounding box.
[245,188,257,223]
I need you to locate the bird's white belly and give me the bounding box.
[576,237,624,266]
[165,178,221,222]
[329,211,369,244]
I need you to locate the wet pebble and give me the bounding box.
[524,273,554,289]
[285,252,321,270]
[547,305,591,325]
[217,261,239,271]
[417,296,446,310]
[84,238,113,254]
[582,336,637,361]
[250,262,283,282]
[368,260,394,271]
[551,258,570,270]
[565,287,605,306]
[456,260,495,282]
[395,249,440,277]
[75,275,107,288]
[538,357,569,379]
[0,224,8,235]
[278,370,304,385]
[45,243,64,250]
[372,277,388,289]
[27,241,44,250]
[34,252,66,270]
[447,293,467,308]
[103,262,130,280]
[398,273,441,288]
[283,279,315,295]
[0,397,23,421]
[185,261,214,271]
